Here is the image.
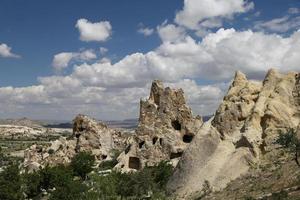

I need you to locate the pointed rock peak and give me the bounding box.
[263,68,280,84]
[149,80,164,105]
[232,70,247,87]
[266,68,279,78]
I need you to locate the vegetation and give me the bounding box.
[275,129,300,167]
[70,151,95,180]
[0,150,173,200]
[0,163,23,200]
[88,161,173,199]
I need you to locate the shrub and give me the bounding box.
[48,149,55,154]
[0,164,23,200]
[24,164,88,200]
[88,161,173,199]
[275,129,300,166]
[98,159,118,170]
[70,151,95,180]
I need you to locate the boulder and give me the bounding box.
[23,115,128,171]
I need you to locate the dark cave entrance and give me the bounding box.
[152,137,158,145]
[171,120,181,130]
[170,151,183,159]
[139,141,145,149]
[128,157,141,170]
[183,134,194,143]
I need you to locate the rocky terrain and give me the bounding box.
[115,80,202,171]
[166,69,300,199]
[23,114,130,171]
[18,69,300,199]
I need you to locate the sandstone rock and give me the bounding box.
[167,69,300,199]
[23,114,128,171]
[115,80,203,171]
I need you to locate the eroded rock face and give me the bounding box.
[167,69,300,199]
[115,80,203,171]
[23,115,127,171]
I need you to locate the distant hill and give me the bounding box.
[0,117,44,128]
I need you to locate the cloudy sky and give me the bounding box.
[0,0,300,120]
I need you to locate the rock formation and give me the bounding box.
[24,114,128,171]
[167,69,300,199]
[115,80,203,171]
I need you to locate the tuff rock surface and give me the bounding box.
[167,69,300,199]
[23,114,127,171]
[115,80,203,171]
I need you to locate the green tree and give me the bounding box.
[275,129,300,167]
[0,164,23,200]
[70,151,95,180]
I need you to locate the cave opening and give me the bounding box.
[183,134,194,143]
[128,157,141,170]
[152,137,158,145]
[101,154,107,160]
[159,138,163,145]
[139,141,145,149]
[125,144,131,154]
[170,152,183,159]
[171,120,181,130]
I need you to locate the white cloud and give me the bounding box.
[76,18,112,42]
[138,27,154,36]
[99,47,108,55]
[288,7,300,14]
[254,16,300,33]
[175,0,253,32]
[52,52,74,71]
[0,43,20,58]
[3,28,300,119]
[157,22,186,42]
[4,0,300,120]
[52,49,97,71]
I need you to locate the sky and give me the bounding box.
[0,0,300,120]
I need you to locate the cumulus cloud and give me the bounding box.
[175,0,253,33]
[3,1,300,120]
[3,27,300,119]
[0,43,20,58]
[99,47,108,55]
[254,16,300,33]
[52,49,97,71]
[138,27,154,36]
[76,18,112,42]
[157,23,186,42]
[288,7,300,15]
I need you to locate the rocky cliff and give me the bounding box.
[24,114,128,171]
[167,69,300,199]
[115,80,203,171]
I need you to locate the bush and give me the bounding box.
[275,129,300,166]
[88,161,173,199]
[70,151,95,180]
[48,149,55,154]
[0,164,23,200]
[24,164,88,200]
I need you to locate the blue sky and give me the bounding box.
[0,0,182,86]
[0,0,300,120]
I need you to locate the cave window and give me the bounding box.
[139,141,145,149]
[125,144,131,154]
[101,155,107,160]
[171,120,181,130]
[170,152,183,159]
[159,138,163,145]
[128,157,141,170]
[183,134,194,143]
[152,137,158,145]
